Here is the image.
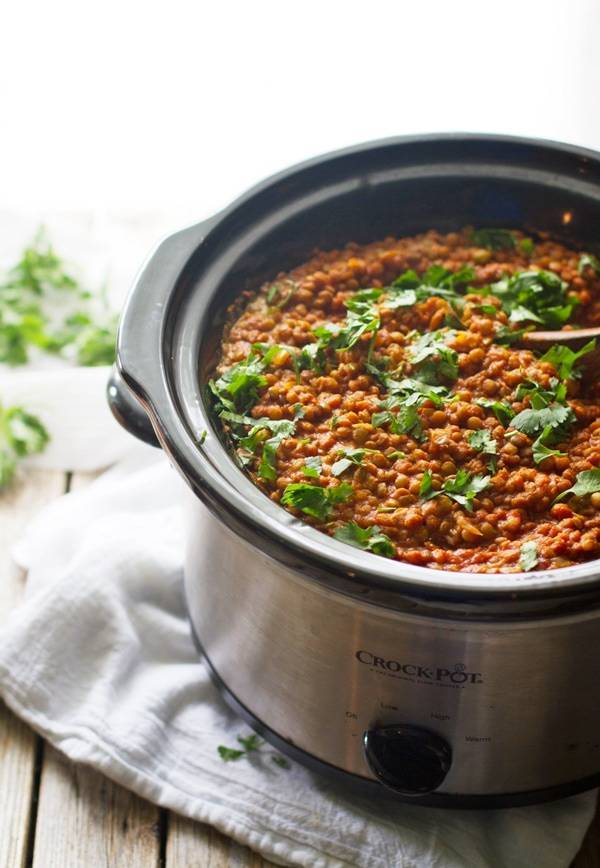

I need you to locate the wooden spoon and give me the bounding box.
[520,326,600,376]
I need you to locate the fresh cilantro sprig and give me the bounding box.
[217,734,290,769]
[519,541,539,571]
[510,379,575,439]
[334,521,395,558]
[302,456,322,478]
[578,253,600,277]
[331,447,375,477]
[384,265,474,313]
[419,469,491,512]
[281,481,352,519]
[468,428,498,471]
[539,340,595,380]
[531,425,567,465]
[554,469,600,503]
[0,402,49,489]
[489,270,576,329]
[408,330,459,383]
[209,353,269,415]
[475,398,515,427]
[471,228,516,251]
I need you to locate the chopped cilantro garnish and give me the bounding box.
[331,447,373,477]
[554,469,600,503]
[519,541,539,571]
[471,228,516,250]
[266,279,299,309]
[519,238,535,256]
[384,265,474,313]
[468,429,497,456]
[539,340,595,380]
[475,398,515,427]
[492,324,533,346]
[419,469,491,512]
[490,270,576,329]
[302,456,322,478]
[408,330,459,383]
[372,402,423,439]
[334,521,395,558]
[209,354,268,415]
[531,425,567,465]
[510,379,575,440]
[578,253,600,277]
[281,481,353,520]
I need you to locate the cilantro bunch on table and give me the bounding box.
[0,403,49,488]
[0,230,117,367]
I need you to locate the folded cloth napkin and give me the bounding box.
[0,449,596,868]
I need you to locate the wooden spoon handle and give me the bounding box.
[520,326,600,351]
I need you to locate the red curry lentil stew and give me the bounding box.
[209,227,600,573]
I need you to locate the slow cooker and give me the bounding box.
[108,134,600,807]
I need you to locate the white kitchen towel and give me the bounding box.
[0,450,596,868]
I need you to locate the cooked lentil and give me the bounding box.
[210,227,600,573]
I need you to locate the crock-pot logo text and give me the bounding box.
[356,650,483,686]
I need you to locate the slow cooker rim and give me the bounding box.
[117,131,600,602]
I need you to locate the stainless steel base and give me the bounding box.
[184,495,600,801]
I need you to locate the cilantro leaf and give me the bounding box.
[217,745,245,761]
[554,469,600,503]
[384,266,474,312]
[408,330,459,383]
[302,456,322,478]
[540,340,595,380]
[471,228,516,250]
[519,541,539,571]
[281,482,353,519]
[468,429,497,455]
[531,425,567,465]
[0,402,49,490]
[372,402,423,439]
[334,522,395,558]
[578,253,600,277]
[210,354,268,414]
[511,403,574,438]
[237,734,262,752]
[420,469,490,512]
[490,270,576,329]
[519,238,535,256]
[217,733,290,769]
[0,231,117,367]
[265,279,299,309]
[331,447,372,477]
[475,398,515,427]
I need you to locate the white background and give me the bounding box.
[2,0,600,224]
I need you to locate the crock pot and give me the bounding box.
[108,134,600,808]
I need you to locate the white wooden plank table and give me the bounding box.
[0,470,598,867]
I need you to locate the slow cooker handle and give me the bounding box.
[107,367,161,447]
[108,216,220,450]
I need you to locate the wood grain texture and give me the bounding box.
[0,470,65,868]
[28,471,162,868]
[165,812,278,868]
[31,745,161,868]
